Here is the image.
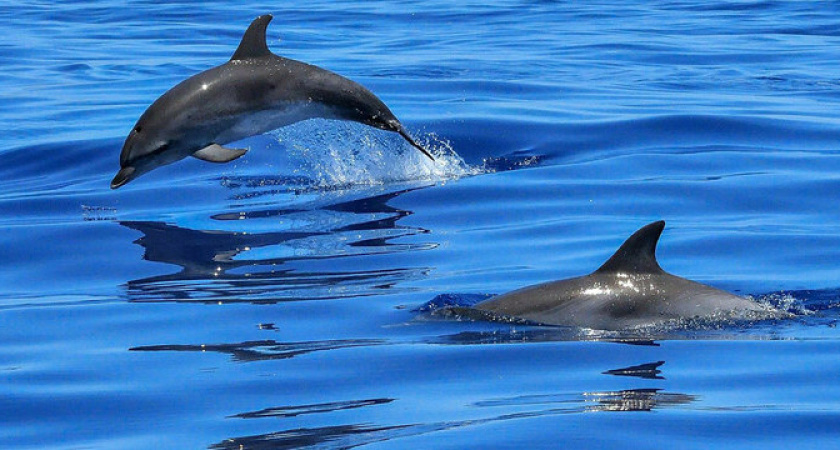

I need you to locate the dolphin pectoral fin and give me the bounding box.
[191,144,248,163]
[111,166,136,189]
[397,127,435,161]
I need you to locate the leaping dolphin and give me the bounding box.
[112,14,434,189]
[473,221,778,330]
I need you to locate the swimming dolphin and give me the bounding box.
[112,14,434,189]
[473,221,776,330]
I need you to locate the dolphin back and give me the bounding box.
[473,221,775,330]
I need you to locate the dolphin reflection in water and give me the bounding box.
[119,188,434,304]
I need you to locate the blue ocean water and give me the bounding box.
[2,1,840,448]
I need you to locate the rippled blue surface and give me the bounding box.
[3,1,840,448]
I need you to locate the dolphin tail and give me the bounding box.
[397,127,435,161]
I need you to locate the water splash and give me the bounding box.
[256,120,480,189]
[750,292,813,316]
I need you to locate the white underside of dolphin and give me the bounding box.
[473,221,782,331]
[112,14,433,189]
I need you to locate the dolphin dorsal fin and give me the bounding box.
[231,15,274,61]
[595,221,666,274]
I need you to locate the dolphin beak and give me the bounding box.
[397,127,435,161]
[111,166,136,189]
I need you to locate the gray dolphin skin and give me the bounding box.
[474,221,774,330]
[112,14,434,189]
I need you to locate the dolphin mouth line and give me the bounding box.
[112,140,176,189]
[111,166,136,189]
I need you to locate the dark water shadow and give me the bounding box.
[192,327,697,449]
[130,339,384,363]
[209,424,412,450]
[121,187,436,304]
[231,398,395,419]
[604,361,665,380]
[210,387,695,450]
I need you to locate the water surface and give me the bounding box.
[2,1,840,448]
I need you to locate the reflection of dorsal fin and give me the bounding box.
[231,15,274,61]
[595,221,665,274]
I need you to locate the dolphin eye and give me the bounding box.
[134,126,142,133]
